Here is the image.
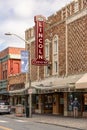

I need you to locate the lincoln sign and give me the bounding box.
[32,15,48,65]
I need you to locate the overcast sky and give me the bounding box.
[0,0,72,51]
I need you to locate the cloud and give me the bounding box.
[0,38,5,44]
[0,0,72,51]
[14,0,34,18]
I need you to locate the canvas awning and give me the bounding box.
[31,74,83,91]
[8,87,29,95]
[75,73,87,89]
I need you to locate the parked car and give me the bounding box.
[0,100,11,114]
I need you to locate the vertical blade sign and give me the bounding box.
[32,15,48,66]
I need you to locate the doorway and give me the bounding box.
[59,92,64,115]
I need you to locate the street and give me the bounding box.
[0,115,77,130]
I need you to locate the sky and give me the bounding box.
[0,0,72,51]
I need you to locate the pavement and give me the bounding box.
[5,113,87,130]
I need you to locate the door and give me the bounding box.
[59,93,64,115]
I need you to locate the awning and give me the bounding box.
[8,74,85,95]
[31,74,83,91]
[75,73,87,89]
[0,91,9,95]
[9,87,29,95]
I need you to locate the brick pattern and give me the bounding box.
[8,73,26,84]
[30,42,38,81]
[68,16,87,74]
[8,73,26,91]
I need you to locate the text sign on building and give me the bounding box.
[21,50,29,73]
[32,15,48,66]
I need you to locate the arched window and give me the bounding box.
[52,35,59,75]
[53,35,58,54]
[44,39,50,77]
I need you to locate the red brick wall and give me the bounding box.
[0,47,25,80]
[8,59,21,75]
[8,47,25,54]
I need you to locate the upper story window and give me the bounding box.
[54,40,58,53]
[45,44,49,57]
[54,61,58,73]
[44,39,50,77]
[52,35,59,75]
[2,63,7,71]
[53,35,58,54]
[74,0,79,13]
[44,66,50,77]
[45,39,50,58]
[31,29,34,37]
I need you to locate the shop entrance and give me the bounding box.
[43,93,64,115]
[59,93,64,115]
[52,92,64,115]
[43,94,53,114]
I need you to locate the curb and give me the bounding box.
[36,121,85,130]
[4,114,86,130]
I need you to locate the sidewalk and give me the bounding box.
[6,113,87,130]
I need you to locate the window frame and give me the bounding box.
[52,35,59,75]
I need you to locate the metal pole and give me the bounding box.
[28,42,32,118]
[29,80,32,117]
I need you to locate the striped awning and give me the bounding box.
[76,73,87,89]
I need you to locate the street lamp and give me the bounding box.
[5,32,30,44]
[5,32,32,118]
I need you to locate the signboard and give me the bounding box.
[28,89,32,94]
[21,50,29,73]
[32,15,48,66]
[28,88,36,94]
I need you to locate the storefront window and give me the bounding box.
[68,93,73,111]
[35,95,39,109]
[67,92,82,111]
[44,94,53,113]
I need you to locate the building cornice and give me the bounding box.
[9,54,21,59]
[0,54,21,62]
[66,7,87,24]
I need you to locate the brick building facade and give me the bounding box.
[0,47,25,100]
[25,0,87,117]
[8,73,26,106]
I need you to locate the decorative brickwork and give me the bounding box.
[68,16,87,74]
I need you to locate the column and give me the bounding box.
[53,94,59,114]
[64,92,68,116]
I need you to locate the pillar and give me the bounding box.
[53,94,59,114]
[64,92,68,116]
[38,95,43,113]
